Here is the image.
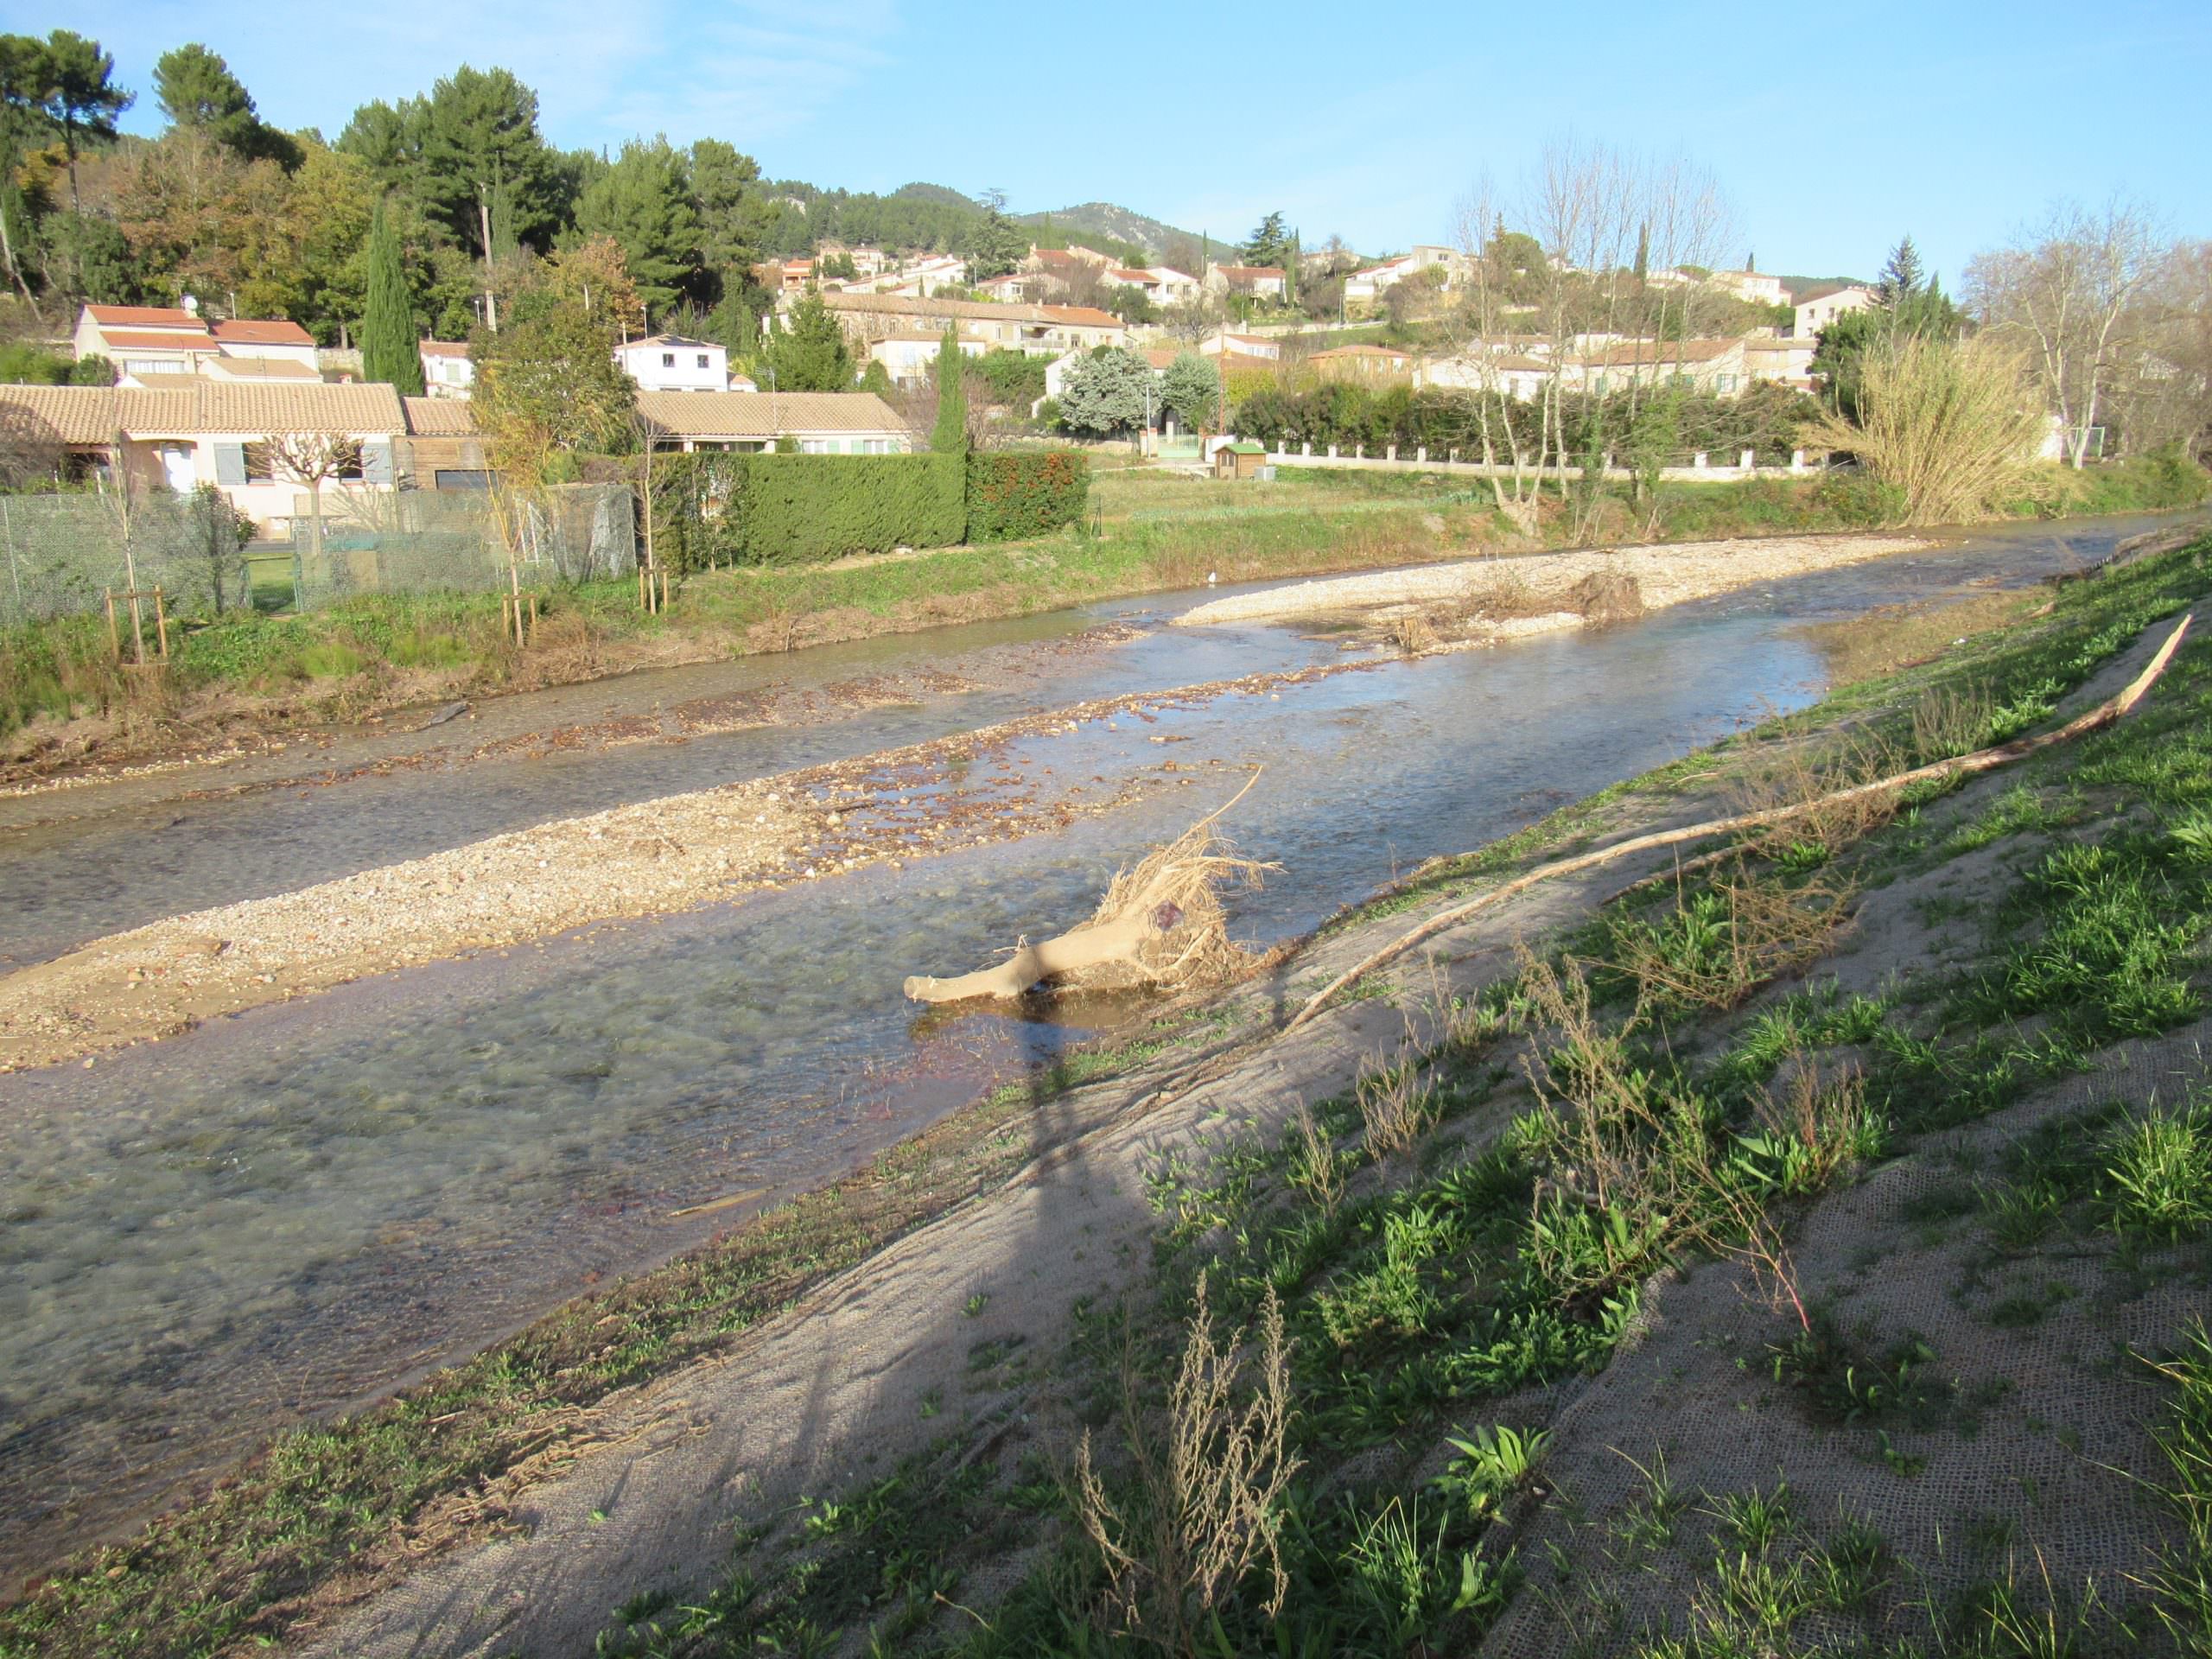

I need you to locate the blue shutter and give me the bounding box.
[214,442,246,486]
[363,440,394,486]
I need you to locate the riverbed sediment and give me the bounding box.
[1174,531,1930,627]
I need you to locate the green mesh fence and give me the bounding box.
[0,484,635,625]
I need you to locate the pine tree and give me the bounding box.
[765,292,853,391]
[1877,236,1926,308]
[930,327,968,453]
[359,200,423,395]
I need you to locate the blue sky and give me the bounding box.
[16,0,2209,283]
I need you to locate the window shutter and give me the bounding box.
[214,442,246,486]
[363,440,394,486]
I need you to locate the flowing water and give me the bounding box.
[0,517,2164,1576]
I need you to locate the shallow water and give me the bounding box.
[0,514,2168,1574]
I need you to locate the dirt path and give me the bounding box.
[1173,531,1929,627]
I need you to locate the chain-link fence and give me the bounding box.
[0,484,636,626]
[292,485,635,608]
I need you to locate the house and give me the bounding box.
[866,330,988,388]
[1340,245,1462,306]
[1420,350,1555,402]
[73,303,321,387]
[1744,335,1817,391]
[975,273,1044,302]
[817,242,888,278]
[1709,266,1786,306]
[418,341,474,397]
[617,334,731,393]
[754,258,817,294]
[1309,343,1415,383]
[1568,337,1750,396]
[633,391,911,454]
[1790,283,1876,339]
[0,380,408,534]
[397,396,493,490]
[1199,333,1281,361]
[1205,264,1287,302]
[819,292,1126,357]
[865,255,970,299]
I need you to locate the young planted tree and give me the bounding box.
[183,482,255,614]
[929,327,968,453]
[359,200,424,393]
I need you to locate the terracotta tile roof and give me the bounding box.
[1575,338,1741,368]
[0,381,405,442]
[211,318,315,346]
[125,381,407,434]
[634,391,907,439]
[1039,304,1122,327]
[1213,264,1285,279]
[85,304,205,328]
[418,340,472,359]
[0,385,123,444]
[401,397,479,435]
[209,358,321,380]
[99,331,218,352]
[1312,343,1411,360]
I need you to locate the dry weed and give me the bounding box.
[1074,1275,1301,1649]
[1614,869,1858,1014]
[1516,950,1681,1218]
[1287,1104,1345,1216]
[1357,1051,1440,1157]
[1910,682,1996,764]
[1567,566,1644,626]
[1459,569,1546,622]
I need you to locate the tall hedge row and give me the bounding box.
[965,451,1090,543]
[648,448,1087,571]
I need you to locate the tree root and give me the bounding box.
[905,772,1273,1004]
[1282,613,2193,1033]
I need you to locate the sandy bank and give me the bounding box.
[1174,531,1929,627]
[0,662,1357,1073]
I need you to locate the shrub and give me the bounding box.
[965,450,1090,543]
[650,452,966,569]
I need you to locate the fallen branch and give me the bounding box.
[1282,613,2192,1033]
[905,772,1272,1004]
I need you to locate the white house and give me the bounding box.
[0,380,409,534]
[1744,335,1818,390]
[866,330,988,388]
[820,293,1127,357]
[617,334,731,393]
[1204,264,1287,301]
[633,391,911,454]
[1791,283,1876,339]
[1341,245,1463,305]
[1709,267,1786,306]
[418,340,474,397]
[1198,332,1281,360]
[74,303,321,387]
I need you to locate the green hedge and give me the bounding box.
[965,450,1090,543]
[650,452,965,570]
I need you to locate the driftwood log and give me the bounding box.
[1282,613,2193,1034]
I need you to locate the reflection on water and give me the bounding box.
[0,516,2164,1574]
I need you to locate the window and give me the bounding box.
[245,444,274,482]
[696,353,710,368]
[662,352,676,367]
[1716,373,1737,394]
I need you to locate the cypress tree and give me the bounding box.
[931,327,968,454]
[360,200,424,395]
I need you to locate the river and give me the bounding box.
[0,515,2161,1579]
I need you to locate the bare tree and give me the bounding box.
[1967,198,2165,467]
[2103,239,2212,459]
[1446,175,1545,535]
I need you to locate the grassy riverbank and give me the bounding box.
[4,529,2208,1656]
[3,456,2203,775]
